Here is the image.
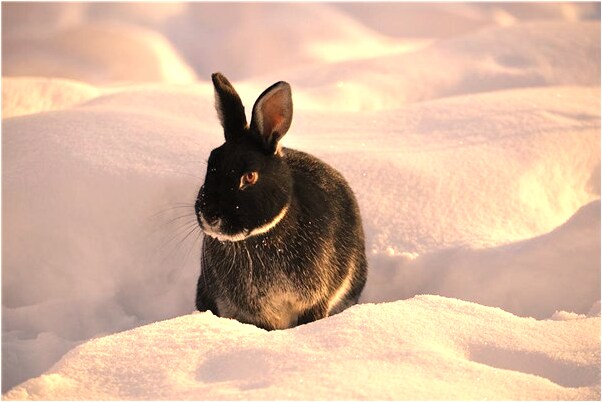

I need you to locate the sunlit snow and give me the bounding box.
[2,2,600,400]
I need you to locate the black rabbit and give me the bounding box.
[194,72,367,330]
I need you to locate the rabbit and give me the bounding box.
[194,72,367,330]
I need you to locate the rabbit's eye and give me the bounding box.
[240,171,259,189]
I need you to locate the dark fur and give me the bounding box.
[194,73,367,330]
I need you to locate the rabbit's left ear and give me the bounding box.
[250,81,293,154]
[212,72,247,141]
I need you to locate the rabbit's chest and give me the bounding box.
[216,288,302,330]
[205,238,322,329]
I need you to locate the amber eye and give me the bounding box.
[240,171,259,188]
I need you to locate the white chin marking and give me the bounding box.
[200,215,247,242]
[207,230,249,242]
[247,205,289,237]
[200,205,289,242]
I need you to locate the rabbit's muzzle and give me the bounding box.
[195,185,245,242]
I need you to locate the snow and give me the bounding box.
[3,296,600,400]
[2,2,600,400]
[2,78,100,118]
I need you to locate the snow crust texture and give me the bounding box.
[2,2,600,400]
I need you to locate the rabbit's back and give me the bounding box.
[284,147,363,240]
[283,148,367,315]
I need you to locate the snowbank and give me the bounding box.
[285,21,601,111]
[3,21,197,84]
[363,200,601,319]
[2,77,100,118]
[4,3,599,88]
[4,296,600,400]
[2,2,600,398]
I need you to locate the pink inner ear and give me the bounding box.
[268,114,284,135]
[260,88,290,136]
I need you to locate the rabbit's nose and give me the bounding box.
[198,209,221,230]
[211,218,222,229]
[206,215,220,226]
[199,208,221,226]
[195,201,217,225]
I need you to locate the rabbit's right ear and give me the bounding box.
[250,81,293,155]
[212,72,248,141]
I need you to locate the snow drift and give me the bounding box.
[2,2,600,399]
[3,296,600,400]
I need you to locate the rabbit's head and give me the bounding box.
[195,73,294,242]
